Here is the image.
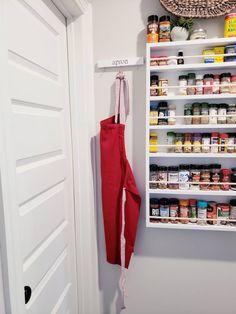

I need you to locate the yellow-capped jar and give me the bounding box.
[149,133,158,153]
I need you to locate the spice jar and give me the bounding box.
[174,133,183,153]
[190,28,207,40]
[203,74,214,94]
[225,44,236,62]
[196,74,203,95]
[150,198,159,218]
[168,166,179,189]
[217,203,230,225]
[209,104,218,124]
[149,133,158,153]
[230,199,236,225]
[220,169,231,191]
[200,165,211,190]
[211,132,219,153]
[231,75,236,94]
[187,73,196,95]
[184,104,192,125]
[197,200,208,225]
[177,50,184,65]
[213,74,220,94]
[192,103,201,124]
[167,132,175,153]
[202,133,211,153]
[157,166,168,189]
[211,164,221,191]
[147,15,158,43]
[219,133,229,153]
[169,198,179,224]
[159,198,169,223]
[179,199,189,224]
[228,133,235,153]
[184,133,192,153]
[218,103,228,124]
[193,133,202,153]
[190,164,201,190]
[150,102,158,125]
[231,168,236,191]
[179,164,190,190]
[158,102,168,125]
[220,73,231,94]
[159,16,171,42]
[207,202,217,225]
[179,75,188,96]
[201,103,209,124]
[168,104,176,125]
[149,164,158,189]
[189,199,197,223]
[159,78,168,96]
[227,104,236,124]
[150,75,159,96]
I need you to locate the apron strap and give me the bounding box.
[115,72,130,124]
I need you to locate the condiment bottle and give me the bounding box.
[179,199,189,224]
[179,164,190,190]
[149,164,158,189]
[169,198,179,224]
[220,169,231,191]
[197,200,208,225]
[147,15,158,43]
[159,16,171,42]
[159,198,169,223]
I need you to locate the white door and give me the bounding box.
[0,0,77,313]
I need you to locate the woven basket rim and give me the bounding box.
[160,0,236,18]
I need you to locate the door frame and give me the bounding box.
[0,0,100,313]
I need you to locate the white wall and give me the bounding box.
[92,1,236,313]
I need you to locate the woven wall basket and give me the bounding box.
[160,0,236,18]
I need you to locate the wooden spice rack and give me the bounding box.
[146,37,236,231]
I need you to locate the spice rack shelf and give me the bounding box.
[150,62,236,73]
[146,37,236,231]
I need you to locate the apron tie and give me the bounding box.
[115,72,130,124]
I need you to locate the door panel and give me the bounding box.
[0,0,77,312]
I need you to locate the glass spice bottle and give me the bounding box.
[217,203,230,225]
[157,166,168,189]
[168,166,179,189]
[184,104,192,125]
[197,200,208,225]
[230,199,236,225]
[179,75,188,96]
[231,75,236,94]
[207,202,217,225]
[231,168,236,191]
[184,133,192,153]
[150,198,159,218]
[159,198,169,223]
[192,103,201,124]
[227,104,236,124]
[220,169,231,191]
[211,164,221,191]
[177,50,184,65]
[174,133,183,153]
[149,102,158,125]
[220,73,231,94]
[195,74,203,95]
[179,164,190,190]
[200,103,209,124]
[219,133,229,153]
[187,73,196,95]
[211,132,219,153]
[190,164,201,190]
[193,133,202,153]
[168,104,176,125]
[159,78,168,96]
[147,15,159,43]
[202,133,211,153]
[209,104,218,124]
[189,199,197,223]
[150,75,159,96]
[227,133,235,153]
[149,164,158,189]
[149,133,158,153]
[200,164,211,190]
[158,102,168,125]
[203,74,214,94]
[213,74,220,94]
[159,16,171,42]
[167,132,175,153]
[179,199,189,224]
[169,198,179,224]
[218,103,228,124]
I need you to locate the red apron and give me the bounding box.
[100,73,141,270]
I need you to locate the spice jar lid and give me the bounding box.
[160,15,170,22]
[197,200,208,208]
[230,199,236,206]
[179,75,188,80]
[219,103,228,108]
[210,104,218,108]
[213,74,220,79]
[169,198,179,205]
[188,73,196,79]
[211,164,221,169]
[158,166,167,171]
[175,133,183,137]
[190,164,202,170]
[179,164,190,170]
[196,74,203,80]
[221,169,231,175]
[211,132,219,137]
[148,15,158,23]
[178,50,183,56]
[202,133,211,137]
[150,164,158,172]
[168,166,179,171]
[167,132,175,136]
[201,164,211,170]
[160,198,169,205]
[150,132,158,137]
[219,133,229,138]
[150,103,158,111]
[158,101,168,107]
[192,102,201,107]
[151,75,159,80]
[203,74,214,79]
[220,72,232,79]
[193,133,202,137]
[189,199,197,205]
[150,198,159,204]
[179,199,189,206]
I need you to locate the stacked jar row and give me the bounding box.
[149,198,236,225]
[150,164,236,191]
[184,103,236,125]
[166,132,236,153]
